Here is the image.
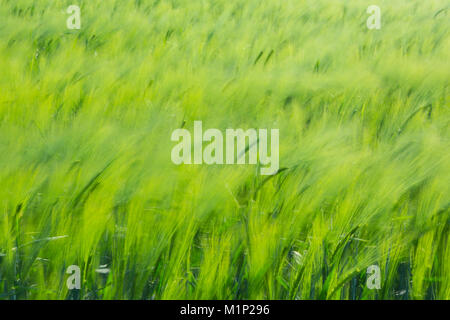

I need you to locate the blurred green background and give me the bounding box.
[0,0,448,299]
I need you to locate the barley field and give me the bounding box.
[0,0,449,300]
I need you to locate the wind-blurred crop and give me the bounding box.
[0,0,448,300]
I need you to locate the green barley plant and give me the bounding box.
[0,0,448,300]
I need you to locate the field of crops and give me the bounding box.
[0,0,449,299]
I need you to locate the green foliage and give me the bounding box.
[0,0,448,299]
